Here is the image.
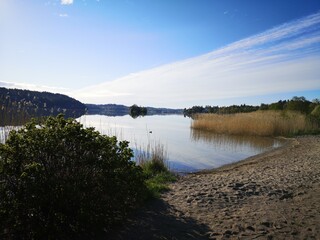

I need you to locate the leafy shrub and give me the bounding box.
[0,115,147,239]
[311,105,320,119]
[141,157,169,178]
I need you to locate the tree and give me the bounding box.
[0,115,147,239]
[286,97,311,114]
[129,104,147,118]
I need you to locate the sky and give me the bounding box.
[1,0,320,108]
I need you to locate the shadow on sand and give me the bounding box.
[109,198,211,239]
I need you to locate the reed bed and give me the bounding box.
[191,110,319,137]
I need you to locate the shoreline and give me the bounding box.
[112,135,320,239]
[196,136,296,175]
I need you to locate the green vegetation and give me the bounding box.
[311,105,320,119]
[184,96,320,117]
[0,115,175,239]
[86,103,183,116]
[86,103,129,116]
[184,104,259,116]
[188,96,320,137]
[135,142,177,198]
[0,115,148,239]
[0,87,86,126]
[129,104,147,118]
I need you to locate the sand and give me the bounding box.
[111,136,320,239]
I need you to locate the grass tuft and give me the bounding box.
[134,141,177,198]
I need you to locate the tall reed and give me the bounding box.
[191,110,319,137]
[134,141,175,198]
[134,141,169,174]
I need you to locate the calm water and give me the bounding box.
[77,115,285,173]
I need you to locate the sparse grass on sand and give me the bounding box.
[192,110,319,137]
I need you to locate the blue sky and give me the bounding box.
[0,0,320,108]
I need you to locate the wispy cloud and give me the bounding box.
[0,81,69,94]
[59,13,69,17]
[72,12,320,108]
[61,0,73,5]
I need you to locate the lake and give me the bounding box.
[77,114,285,173]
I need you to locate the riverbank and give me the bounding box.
[111,135,320,239]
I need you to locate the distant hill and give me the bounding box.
[146,106,183,115]
[86,104,129,116]
[0,87,86,126]
[86,104,183,116]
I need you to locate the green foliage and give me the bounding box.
[145,172,177,198]
[134,140,177,198]
[311,105,320,119]
[140,157,176,199]
[268,100,286,110]
[129,104,147,118]
[184,96,320,117]
[0,87,86,126]
[285,96,310,114]
[0,115,147,239]
[142,158,169,178]
[183,104,259,116]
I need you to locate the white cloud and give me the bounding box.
[0,81,70,94]
[72,12,320,108]
[61,0,73,5]
[59,13,69,17]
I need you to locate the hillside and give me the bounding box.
[0,87,86,126]
[86,104,183,116]
[86,104,129,116]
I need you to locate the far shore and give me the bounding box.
[111,135,320,239]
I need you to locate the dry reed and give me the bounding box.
[191,110,318,137]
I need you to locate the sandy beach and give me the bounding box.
[111,135,320,239]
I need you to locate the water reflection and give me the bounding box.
[191,129,284,152]
[1,115,286,173]
[76,115,286,173]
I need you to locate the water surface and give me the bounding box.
[77,115,284,173]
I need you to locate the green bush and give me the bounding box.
[311,105,320,119]
[0,115,147,239]
[140,158,176,198]
[142,158,169,178]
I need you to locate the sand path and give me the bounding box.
[111,136,320,239]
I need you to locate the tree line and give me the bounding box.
[184,96,320,117]
[0,87,86,126]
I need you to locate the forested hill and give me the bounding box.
[0,87,86,126]
[86,104,183,116]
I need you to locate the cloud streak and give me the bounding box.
[0,81,69,94]
[73,12,320,107]
[61,0,73,5]
[59,13,69,17]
